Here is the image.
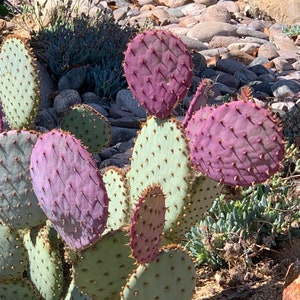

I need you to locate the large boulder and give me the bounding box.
[247,0,300,26]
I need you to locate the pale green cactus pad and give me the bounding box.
[64,279,92,300]
[73,229,136,300]
[0,130,46,229]
[0,35,40,129]
[61,104,111,154]
[164,175,222,242]
[0,278,40,299]
[127,116,193,233]
[23,222,64,300]
[120,246,196,300]
[102,167,130,233]
[0,223,28,281]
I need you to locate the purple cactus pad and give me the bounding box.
[190,100,285,186]
[124,30,193,119]
[30,129,109,250]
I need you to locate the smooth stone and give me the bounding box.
[199,47,228,57]
[180,3,206,16]
[216,73,240,89]
[110,127,139,146]
[227,42,261,54]
[272,57,294,71]
[258,42,279,60]
[279,71,300,81]
[99,150,132,169]
[108,116,143,128]
[53,89,82,114]
[87,103,110,117]
[82,92,110,109]
[221,50,256,65]
[217,0,240,13]
[209,35,240,48]
[193,0,217,5]
[248,64,270,76]
[257,73,276,82]
[248,80,273,96]
[187,22,237,43]
[216,58,248,75]
[166,7,185,18]
[197,4,231,23]
[200,67,218,79]
[271,79,300,98]
[179,35,208,51]
[236,26,269,39]
[153,0,189,8]
[109,103,135,119]
[116,89,147,118]
[243,36,269,44]
[35,108,58,130]
[248,56,270,67]
[37,61,55,109]
[57,65,88,91]
[114,138,135,153]
[234,68,258,84]
[168,26,190,36]
[192,52,207,76]
[99,148,119,160]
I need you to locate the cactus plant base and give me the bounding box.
[120,246,196,300]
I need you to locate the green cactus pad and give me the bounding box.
[0,223,28,281]
[130,184,165,264]
[120,246,196,300]
[128,116,193,233]
[23,222,64,300]
[0,130,47,229]
[102,167,130,233]
[164,175,222,242]
[73,229,135,300]
[64,279,92,300]
[0,278,40,299]
[61,104,111,154]
[0,35,40,129]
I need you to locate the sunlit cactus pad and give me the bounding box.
[61,104,111,154]
[124,30,192,119]
[23,222,64,300]
[30,129,109,250]
[130,184,165,264]
[120,246,196,300]
[0,224,28,281]
[0,35,40,129]
[0,130,46,229]
[102,167,130,232]
[189,100,285,186]
[73,229,135,300]
[128,116,193,233]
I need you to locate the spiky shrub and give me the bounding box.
[30,10,135,99]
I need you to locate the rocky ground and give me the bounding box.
[0,0,300,299]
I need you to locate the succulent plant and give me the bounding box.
[61,103,111,154]
[124,30,193,119]
[0,130,47,229]
[30,129,109,250]
[0,35,40,129]
[120,246,196,300]
[130,184,166,264]
[188,99,285,186]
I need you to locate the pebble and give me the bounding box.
[5,0,299,169]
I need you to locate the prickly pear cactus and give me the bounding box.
[0,35,40,129]
[124,30,193,119]
[189,100,285,186]
[64,279,92,300]
[30,129,109,250]
[61,104,111,154]
[23,222,64,300]
[130,184,165,264]
[102,167,130,233]
[73,229,136,300]
[127,116,193,235]
[120,246,196,300]
[0,130,47,229]
[0,278,40,299]
[0,223,28,282]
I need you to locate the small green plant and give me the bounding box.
[283,24,300,38]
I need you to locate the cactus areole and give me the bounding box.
[124,30,193,119]
[30,129,109,250]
